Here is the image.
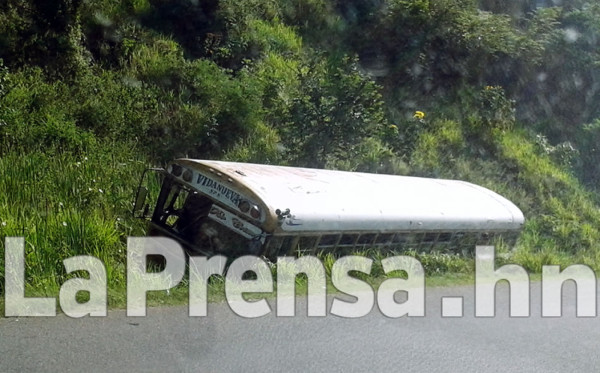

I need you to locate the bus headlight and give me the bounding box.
[183,168,193,182]
[250,205,261,219]
[238,200,250,213]
[170,164,183,177]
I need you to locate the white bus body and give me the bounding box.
[133,159,525,258]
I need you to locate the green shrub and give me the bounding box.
[476,85,515,132]
[281,55,388,168]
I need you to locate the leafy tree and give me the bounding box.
[0,0,87,76]
[281,55,388,168]
[517,5,600,140]
[478,0,536,18]
[140,0,224,59]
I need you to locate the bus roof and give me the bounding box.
[175,159,525,233]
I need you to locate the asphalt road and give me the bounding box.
[1,281,598,373]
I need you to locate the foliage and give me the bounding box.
[477,85,515,131]
[4,0,600,303]
[0,59,8,99]
[0,0,88,76]
[410,119,465,177]
[534,134,578,169]
[280,55,388,168]
[140,0,223,59]
[518,5,600,139]
[574,119,600,186]
[0,145,147,299]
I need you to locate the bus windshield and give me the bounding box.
[153,177,253,257]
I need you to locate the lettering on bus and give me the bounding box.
[207,205,264,241]
[195,173,242,207]
[232,217,258,237]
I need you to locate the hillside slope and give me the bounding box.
[2,0,600,299]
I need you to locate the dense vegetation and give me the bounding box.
[2,0,600,303]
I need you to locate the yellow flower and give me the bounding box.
[389,124,398,130]
[413,111,425,120]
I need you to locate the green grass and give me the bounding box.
[0,144,150,302]
[2,126,600,317]
[2,0,600,320]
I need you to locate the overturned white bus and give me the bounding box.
[133,159,525,259]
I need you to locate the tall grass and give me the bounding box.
[409,118,600,271]
[0,143,149,300]
[497,131,600,270]
[3,126,600,315]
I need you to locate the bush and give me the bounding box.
[477,85,515,132]
[281,55,388,168]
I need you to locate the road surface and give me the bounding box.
[0,281,597,372]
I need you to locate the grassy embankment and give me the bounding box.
[3,0,600,315]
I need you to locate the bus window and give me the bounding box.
[390,233,409,251]
[457,232,478,255]
[419,232,438,250]
[336,246,357,256]
[431,237,447,252]
[335,234,359,255]
[159,184,190,227]
[450,232,465,246]
[338,234,359,247]
[437,232,453,243]
[176,192,213,242]
[297,236,319,255]
[265,236,296,258]
[279,236,298,257]
[423,232,438,244]
[357,233,376,246]
[374,233,394,245]
[318,234,340,248]
[428,232,451,252]
[405,233,423,251]
[265,236,284,258]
